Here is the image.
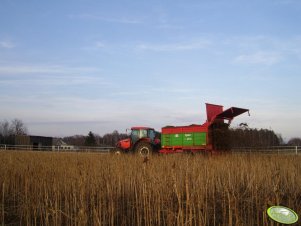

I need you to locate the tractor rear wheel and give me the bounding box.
[135,142,153,157]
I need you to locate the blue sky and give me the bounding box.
[0,0,300,140]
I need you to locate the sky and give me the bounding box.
[0,0,301,141]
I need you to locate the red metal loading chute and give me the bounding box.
[206,103,249,125]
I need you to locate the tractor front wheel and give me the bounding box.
[135,142,153,157]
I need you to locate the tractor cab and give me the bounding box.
[115,127,160,156]
[130,127,156,144]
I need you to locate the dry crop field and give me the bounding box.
[0,151,300,226]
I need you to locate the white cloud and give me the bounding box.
[0,40,15,49]
[0,64,100,75]
[224,35,301,65]
[82,41,106,51]
[70,14,142,24]
[0,95,169,132]
[0,64,108,87]
[273,0,301,5]
[234,51,283,65]
[136,39,211,52]
[95,41,105,48]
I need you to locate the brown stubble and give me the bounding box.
[0,151,300,226]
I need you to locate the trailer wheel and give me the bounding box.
[135,142,153,157]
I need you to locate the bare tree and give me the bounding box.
[62,135,86,146]
[0,119,28,144]
[10,119,28,135]
[287,137,301,146]
[0,120,13,137]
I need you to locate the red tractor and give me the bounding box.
[115,127,161,156]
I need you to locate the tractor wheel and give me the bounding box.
[135,142,153,157]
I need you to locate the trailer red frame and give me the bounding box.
[159,103,249,154]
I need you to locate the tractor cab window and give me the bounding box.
[148,129,155,140]
[131,130,139,139]
[131,129,148,141]
[131,130,139,144]
[139,129,147,138]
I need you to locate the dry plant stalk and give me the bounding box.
[0,151,300,226]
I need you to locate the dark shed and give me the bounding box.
[15,135,53,148]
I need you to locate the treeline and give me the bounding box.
[0,118,128,147]
[62,130,128,147]
[229,127,283,147]
[66,127,289,148]
[1,118,301,147]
